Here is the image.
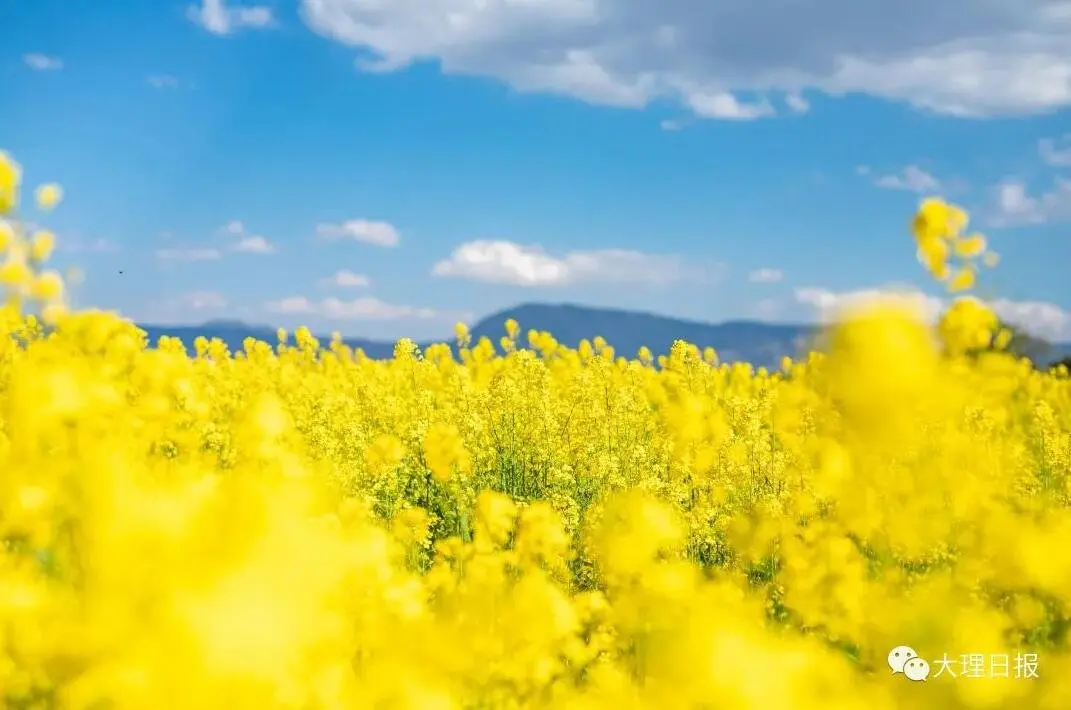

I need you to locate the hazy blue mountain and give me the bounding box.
[1047,342,1071,363]
[136,304,817,369]
[138,319,401,360]
[135,303,1071,371]
[466,304,817,369]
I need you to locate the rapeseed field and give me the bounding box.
[0,149,1069,708]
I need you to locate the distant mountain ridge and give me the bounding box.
[136,303,1071,370]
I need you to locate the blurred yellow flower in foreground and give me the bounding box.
[30,230,55,263]
[34,182,63,211]
[0,151,21,214]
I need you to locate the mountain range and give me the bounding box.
[137,303,1071,370]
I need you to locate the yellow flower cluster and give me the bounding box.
[0,153,67,321]
[912,197,999,293]
[1,152,1070,709]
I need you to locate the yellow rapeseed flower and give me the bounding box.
[365,433,406,477]
[939,297,999,354]
[30,230,55,263]
[0,257,31,286]
[0,154,1066,710]
[454,321,471,347]
[34,183,63,211]
[28,270,63,301]
[504,318,519,339]
[423,422,470,483]
[0,219,14,253]
[913,197,958,242]
[953,232,987,258]
[0,151,21,214]
[917,234,948,267]
[947,265,976,292]
[40,301,67,324]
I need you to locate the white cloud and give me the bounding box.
[232,235,275,253]
[685,92,774,120]
[431,240,697,286]
[60,236,120,254]
[987,177,1071,226]
[156,247,223,261]
[216,220,275,253]
[1039,134,1071,166]
[143,291,231,322]
[179,291,229,310]
[23,54,62,71]
[265,295,464,321]
[659,118,686,131]
[794,286,1071,342]
[748,268,784,283]
[872,165,941,193]
[188,0,274,35]
[147,75,182,89]
[785,91,810,114]
[754,298,782,319]
[795,285,944,324]
[316,219,400,247]
[300,0,1071,119]
[988,298,1071,343]
[267,296,316,314]
[322,269,371,288]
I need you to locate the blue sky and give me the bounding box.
[4,0,1071,341]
